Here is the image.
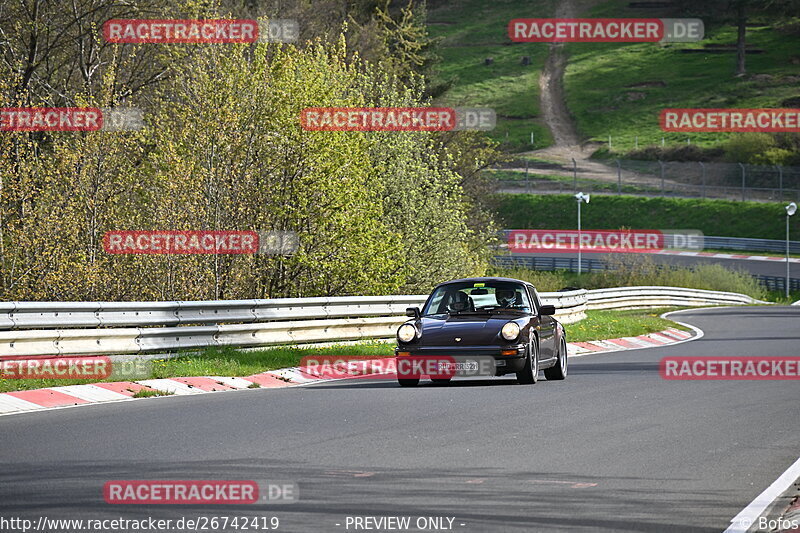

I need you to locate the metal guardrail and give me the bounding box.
[493,255,800,292]
[0,286,764,358]
[702,236,800,254]
[586,286,764,310]
[0,296,427,330]
[500,231,800,254]
[493,255,607,272]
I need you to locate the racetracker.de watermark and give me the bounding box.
[0,357,150,380]
[508,18,703,43]
[1,108,143,132]
[660,357,800,380]
[102,230,298,255]
[660,108,800,132]
[102,19,298,44]
[507,230,704,253]
[299,107,496,131]
[299,355,497,380]
[103,480,298,504]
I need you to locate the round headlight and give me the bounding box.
[501,321,520,341]
[397,323,417,343]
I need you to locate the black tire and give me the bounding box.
[398,378,420,387]
[544,337,568,380]
[516,337,539,385]
[431,378,452,384]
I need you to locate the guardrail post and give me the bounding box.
[699,162,706,199]
[739,163,746,201]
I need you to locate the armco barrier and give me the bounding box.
[585,286,766,310]
[492,255,800,292]
[500,230,800,254]
[0,295,428,330]
[0,287,765,358]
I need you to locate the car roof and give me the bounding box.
[433,277,537,290]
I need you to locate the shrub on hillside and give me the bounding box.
[490,255,768,300]
[623,144,723,162]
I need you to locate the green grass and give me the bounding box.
[495,193,800,240]
[149,343,394,378]
[0,307,709,394]
[564,1,800,152]
[0,342,395,394]
[567,308,688,343]
[427,0,800,155]
[133,389,173,398]
[487,169,658,194]
[427,0,553,151]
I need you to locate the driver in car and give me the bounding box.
[495,288,516,308]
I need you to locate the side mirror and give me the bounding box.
[405,307,421,319]
[539,304,556,316]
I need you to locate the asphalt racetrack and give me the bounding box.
[1,306,798,532]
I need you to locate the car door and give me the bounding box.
[529,286,555,361]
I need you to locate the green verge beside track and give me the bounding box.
[495,193,800,240]
[0,308,692,393]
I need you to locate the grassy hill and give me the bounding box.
[427,0,554,151]
[495,194,800,240]
[565,1,800,153]
[429,0,800,155]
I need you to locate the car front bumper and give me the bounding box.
[394,345,527,376]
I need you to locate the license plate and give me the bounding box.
[438,361,479,372]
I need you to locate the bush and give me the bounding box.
[490,255,768,301]
[624,144,723,162]
[723,133,777,164]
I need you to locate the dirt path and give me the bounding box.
[518,0,690,190]
[537,0,581,147]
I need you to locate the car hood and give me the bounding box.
[417,314,521,346]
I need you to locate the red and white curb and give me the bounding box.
[0,327,698,417]
[653,250,800,263]
[567,327,694,357]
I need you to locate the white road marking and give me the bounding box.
[54,384,130,402]
[723,455,800,533]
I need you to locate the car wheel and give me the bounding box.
[398,378,420,387]
[516,337,539,385]
[431,378,452,384]
[544,337,568,380]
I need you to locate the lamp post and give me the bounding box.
[575,192,591,274]
[786,202,797,298]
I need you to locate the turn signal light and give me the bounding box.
[397,352,411,357]
[501,349,517,356]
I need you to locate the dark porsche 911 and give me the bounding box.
[394,277,568,386]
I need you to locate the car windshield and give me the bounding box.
[423,281,532,315]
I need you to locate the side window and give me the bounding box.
[527,286,540,314]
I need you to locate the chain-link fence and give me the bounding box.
[493,158,800,202]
